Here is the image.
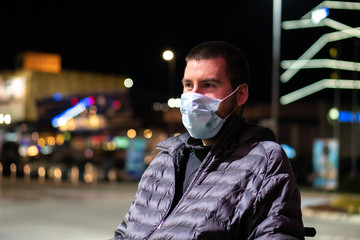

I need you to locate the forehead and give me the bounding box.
[184,58,228,80]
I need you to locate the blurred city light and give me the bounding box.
[329,47,337,58]
[280,144,296,159]
[281,59,360,72]
[18,145,27,157]
[303,1,360,19]
[63,132,71,141]
[51,96,95,128]
[124,78,134,88]
[114,136,130,148]
[40,145,53,155]
[46,136,56,146]
[84,162,96,184]
[153,102,169,112]
[23,164,31,181]
[23,164,30,174]
[127,129,136,138]
[10,163,16,173]
[144,155,153,165]
[56,134,65,145]
[89,115,100,128]
[167,98,181,108]
[27,145,39,157]
[4,132,17,142]
[37,137,46,147]
[280,79,360,105]
[103,141,116,151]
[311,7,329,24]
[107,170,117,182]
[54,168,62,185]
[112,100,122,109]
[143,129,152,139]
[162,50,174,61]
[328,108,360,123]
[10,163,17,180]
[38,166,46,178]
[280,27,360,83]
[0,114,11,124]
[53,92,62,101]
[70,166,79,186]
[328,108,339,121]
[281,2,360,84]
[84,148,94,158]
[31,132,39,141]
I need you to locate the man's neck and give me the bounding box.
[201,138,216,146]
[200,114,244,146]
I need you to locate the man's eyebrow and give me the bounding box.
[182,78,220,84]
[202,78,220,83]
[182,79,191,84]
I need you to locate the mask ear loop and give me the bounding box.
[220,85,241,101]
[220,85,241,120]
[224,105,238,120]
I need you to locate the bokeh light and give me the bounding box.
[163,50,174,61]
[124,78,134,88]
[143,129,152,139]
[127,129,136,138]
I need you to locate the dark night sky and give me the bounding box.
[1,0,358,105]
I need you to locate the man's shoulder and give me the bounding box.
[156,132,189,151]
[244,123,276,141]
[233,123,276,147]
[236,123,286,161]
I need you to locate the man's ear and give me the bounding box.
[236,84,249,106]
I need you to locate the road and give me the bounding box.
[0,179,359,240]
[0,180,137,240]
[303,216,360,240]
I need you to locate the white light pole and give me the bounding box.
[272,0,282,138]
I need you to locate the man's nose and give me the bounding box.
[191,84,202,94]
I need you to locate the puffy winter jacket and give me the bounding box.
[112,117,304,239]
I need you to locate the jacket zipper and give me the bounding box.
[144,148,184,239]
[145,143,217,239]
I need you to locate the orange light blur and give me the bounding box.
[27,145,39,157]
[127,129,136,138]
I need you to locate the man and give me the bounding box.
[111,41,304,239]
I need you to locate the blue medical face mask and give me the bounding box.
[180,86,239,139]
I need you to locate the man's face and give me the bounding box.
[182,57,233,100]
[182,57,248,119]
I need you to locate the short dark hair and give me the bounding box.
[185,41,249,90]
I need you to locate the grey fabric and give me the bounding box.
[111,117,304,240]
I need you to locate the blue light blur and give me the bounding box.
[338,110,360,123]
[280,144,296,159]
[53,92,62,101]
[321,7,329,17]
[51,97,95,127]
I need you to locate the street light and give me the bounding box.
[162,49,176,98]
[162,50,174,61]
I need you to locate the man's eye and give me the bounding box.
[204,83,214,88]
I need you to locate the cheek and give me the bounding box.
[207,90,230,100]
[216,95,237,118]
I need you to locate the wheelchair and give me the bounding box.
[304,227,316,238]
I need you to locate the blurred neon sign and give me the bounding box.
[328,108,360,123]
[338,110,360,123]
[51,97,94,127]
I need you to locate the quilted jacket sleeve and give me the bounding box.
[250,142,304,240]
[109,201,134,240]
